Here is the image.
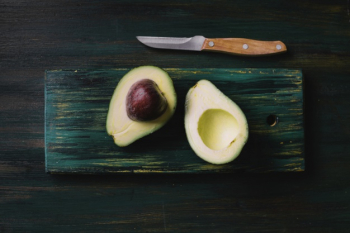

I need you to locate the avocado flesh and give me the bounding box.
[185,80,248,164]
[106,66,177,147]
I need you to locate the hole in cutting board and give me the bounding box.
[266,114,278,126]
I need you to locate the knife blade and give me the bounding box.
[137,35,287,56]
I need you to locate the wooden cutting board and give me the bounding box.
[45,68,304,174]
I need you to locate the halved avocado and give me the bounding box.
[106,66,177,147]
[185,80,248,164]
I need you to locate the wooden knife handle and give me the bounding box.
[202,38,287,56]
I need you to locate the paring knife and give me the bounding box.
[137,35,287,56]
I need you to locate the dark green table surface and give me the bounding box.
[1,0,350,232]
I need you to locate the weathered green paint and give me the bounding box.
[45,68,304,173]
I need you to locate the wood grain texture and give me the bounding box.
[45,68,304,174]
[202,38,287,55]
[1,0,350,232]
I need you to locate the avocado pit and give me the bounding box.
[126,79,168,122]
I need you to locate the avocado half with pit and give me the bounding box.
[185,80,248,164]
[106,66,177,147]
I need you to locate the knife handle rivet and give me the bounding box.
[276,44,282,50]
[243,44,249,49]
[209,41,214,47]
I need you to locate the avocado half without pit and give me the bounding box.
[106,66,177,147]
[185,80,249,164]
